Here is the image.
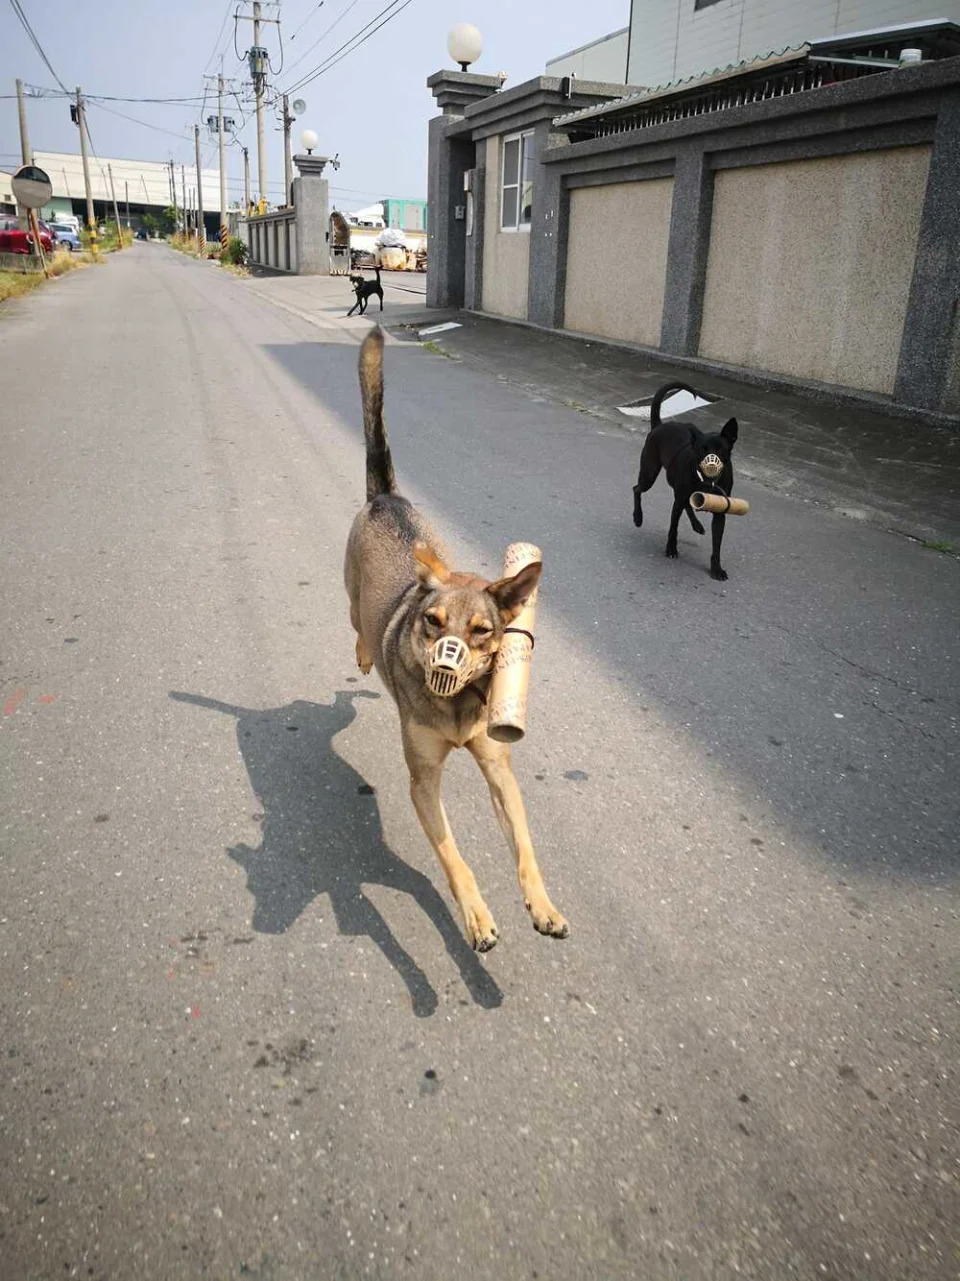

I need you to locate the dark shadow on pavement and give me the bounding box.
[169,688,502,1017]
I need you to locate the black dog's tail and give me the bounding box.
[358,326,396,500]
[374,266,381,280]
[649,382,700,428]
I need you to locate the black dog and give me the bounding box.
[632,382,739,581]
[347,267,383,317]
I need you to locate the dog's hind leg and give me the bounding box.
[403,725,499,952]
[354,633,373,675]
[348,597,373,674]
[633,439,661,527]
[467,732,568,939]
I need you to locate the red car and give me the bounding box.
[0,217,55,255]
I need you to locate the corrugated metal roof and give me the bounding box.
[553,46,807,128]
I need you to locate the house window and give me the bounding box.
[694,0,723,8]
[501,131,534,231]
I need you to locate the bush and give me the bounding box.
[221,236,248,266]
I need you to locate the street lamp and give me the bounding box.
[300,128,318,155]
[447,23,482,72]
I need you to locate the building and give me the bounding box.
[381,197,427,232]
[548,0,960,86]
[428,20,960,417]
[0,170,15,215]
[30,151,223,236]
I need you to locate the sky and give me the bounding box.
[1,0,628,213]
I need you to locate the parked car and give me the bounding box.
[51,214,81,236]
[0,217,54,254]
[53,226,81,251]
[135,228,149,241]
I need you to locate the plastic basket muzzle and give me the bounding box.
[425,636,491,698]
[699,453,724,479]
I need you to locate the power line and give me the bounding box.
[88,99,193,144]
[17,82,209,104]
[286,0,415,93]
[280,0,363,84]
[7,0,70,94]
[203,0,237,75]
[288,1,325,42]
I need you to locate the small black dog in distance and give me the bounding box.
[347,267,384,317]
[633,382,739,581]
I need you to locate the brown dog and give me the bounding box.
[343,327,568,952]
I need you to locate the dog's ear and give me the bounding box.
[721,417,739,446]
[486,561,542,621]
[413,542,451,591]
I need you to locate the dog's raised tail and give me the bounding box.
[649,381,700,428]
[358,326,396,500]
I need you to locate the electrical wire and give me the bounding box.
[7,0,70,94]
[288,1,324,41]
[286,0,414,93]
[271,20,284,74]
[88,99,193,144]
[203,0,237,75]
[280,0,362,83]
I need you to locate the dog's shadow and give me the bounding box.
[169,688,502,1016]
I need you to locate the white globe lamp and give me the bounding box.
[447,23,482,72]
[300,128,319,155]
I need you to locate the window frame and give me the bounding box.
[500,129,535,233]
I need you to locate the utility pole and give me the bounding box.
[282,93,293,207]
[254,2,267,206]
[235,0,280,206]
[125,179,130,228]
[243,147,251,212]
[15,78,32,165]
[181,163,187,234]
[218,73,227,249]
[194,123,205,250]
[107,163,123,249]
[15,78,32,228]
[75,88,97,254]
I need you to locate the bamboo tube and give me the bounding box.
[487,542,540,744]
[691,492,750,515]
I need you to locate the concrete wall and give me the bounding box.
[547,29,629,83]
[626,0,960,86]
[699,146,931,394]
[481,135,530,321]
[564,178,674,346]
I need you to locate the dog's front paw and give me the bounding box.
[665,545,678,559]
[463,900,499,953]
[710,565,728,581]
[526,894,569,940]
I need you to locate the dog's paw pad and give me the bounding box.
[527,901,569,939]
[464,905,499,953]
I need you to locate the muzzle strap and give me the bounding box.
[504,627,535,649]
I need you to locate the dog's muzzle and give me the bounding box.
[425,636,492,698]
[699,453,724,479]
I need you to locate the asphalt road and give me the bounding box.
[1,246,957,1281]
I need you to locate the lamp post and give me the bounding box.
[447,23,482,72]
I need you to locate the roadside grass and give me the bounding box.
[0,249,88,304]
